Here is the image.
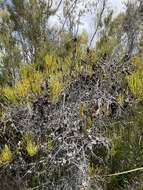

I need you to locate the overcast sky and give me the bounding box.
[111,0,127,14]
[79,0,126,38]
[47,0,127,47]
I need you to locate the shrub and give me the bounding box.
[127,70,143,100]
[23,133,38,157]
[49,78,64,102]
[0,145,12,163]
[3,86,16,103]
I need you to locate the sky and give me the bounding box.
[111,0,127,14]
[2,0,127,41]
[46,0,127,47]
[79,0,127,39]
